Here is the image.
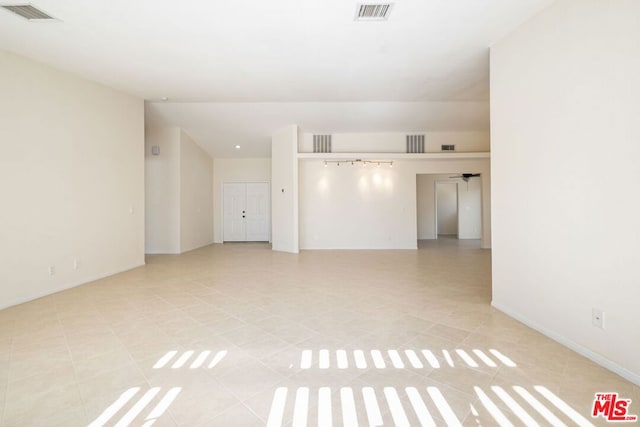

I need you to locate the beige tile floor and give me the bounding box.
[0,239,637,426]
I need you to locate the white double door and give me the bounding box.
[223,182,270,242]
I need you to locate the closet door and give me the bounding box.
[223,183,246,241]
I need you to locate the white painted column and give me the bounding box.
[271,125,299,253]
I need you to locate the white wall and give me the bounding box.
[180,130,213,252]
[300,160,413,249]
[145,128,181,254]
[271,126,299,253]
[0,50,144,309]
[417,174,443,239]
[436,183,458,235]
[212,158,271,243]
[300,131,489,153]
[299,156,491,250]
[145,127,213,254]
[457,178,482,239]
[491,0,640,384]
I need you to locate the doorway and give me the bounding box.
[416,174,482,242]
[223,182,270,242]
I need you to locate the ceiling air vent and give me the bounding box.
[355,3,393,21]
[1,4,55,20]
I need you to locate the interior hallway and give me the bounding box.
[0,242,636,426]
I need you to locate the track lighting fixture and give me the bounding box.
[323,159,393,168]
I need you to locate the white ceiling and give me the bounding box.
[0,0,554,157]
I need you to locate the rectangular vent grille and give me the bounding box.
[313,135,332,153]
[441,144,456,151]
[356,3,393,20]
[1,4,54,20]
[406,135,425,153]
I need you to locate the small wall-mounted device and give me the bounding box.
[151,145,160,156]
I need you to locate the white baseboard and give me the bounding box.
[0,261,146,311]
[492,301,640,387]
[179,240,215,254]
[298,245,419,250]
[146,241,216,255]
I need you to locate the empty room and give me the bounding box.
[1,0,639,426]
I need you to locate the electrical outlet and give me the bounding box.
[592,308,605,329]
[73,258,79,270]
[49,266,55,276]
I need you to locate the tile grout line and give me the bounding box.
[55,305,90,426]
[108,302,184,427]
[0,333,14,427]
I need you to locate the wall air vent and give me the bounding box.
[406,135,425,153]
[1,4,55,20]
[355,3,393,21]
[441,144,456,151]
[313,135,332,153]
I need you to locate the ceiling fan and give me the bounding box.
[450,173,481,182]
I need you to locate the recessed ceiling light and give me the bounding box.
[235,145,241,149]
[161,97,169,101]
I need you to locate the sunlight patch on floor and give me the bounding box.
[151,349,227,370]
[263,349,596,427]
[297,348,517,370]
[88,387,181,427]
